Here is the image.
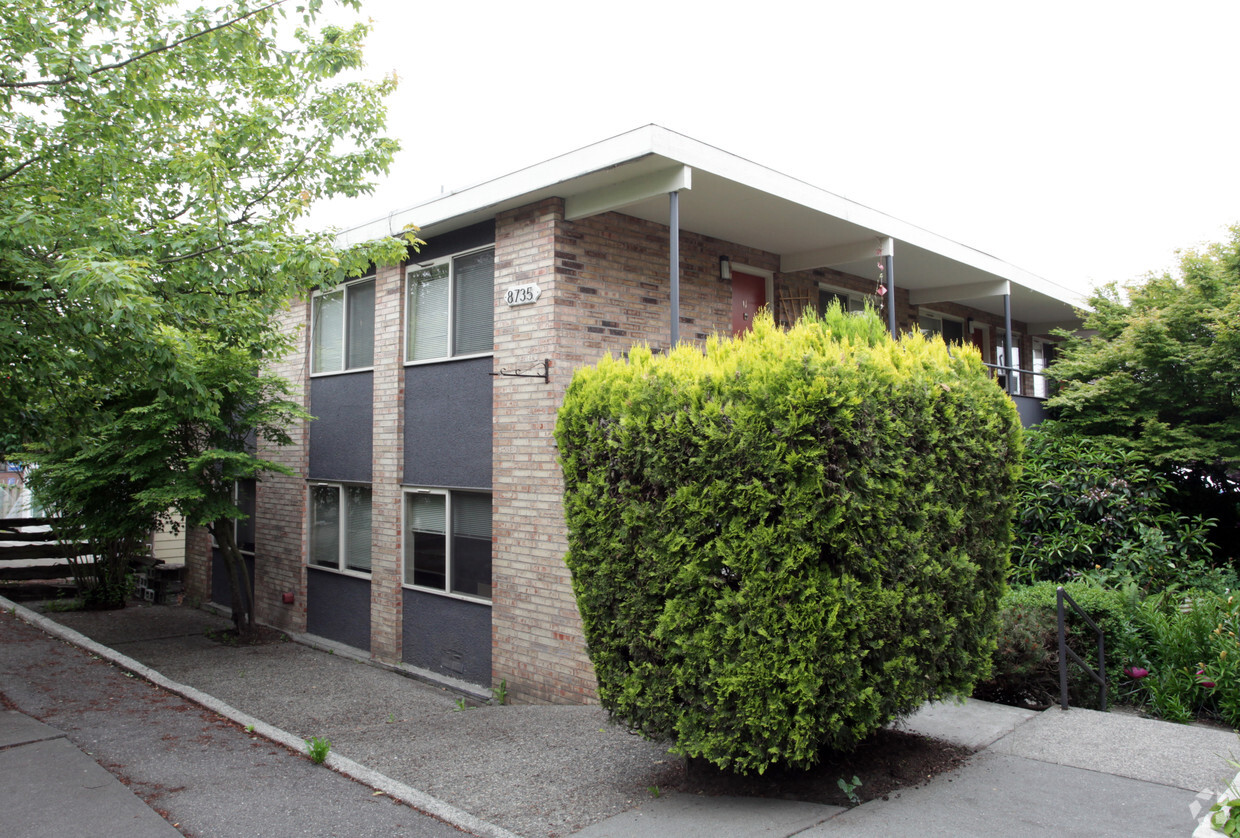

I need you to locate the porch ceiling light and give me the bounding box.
[719,255,732,281]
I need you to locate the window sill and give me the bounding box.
[403,352,493,368]
[402,583,493,606]
[307,564,373,582]
[310,366,376,379]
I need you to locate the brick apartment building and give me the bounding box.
[185,126,1084,704]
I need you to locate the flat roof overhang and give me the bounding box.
[337,125,1085,331]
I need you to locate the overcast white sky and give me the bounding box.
[306,0,1240,297]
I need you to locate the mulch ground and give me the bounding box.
[669,727,973,807]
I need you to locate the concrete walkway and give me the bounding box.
[2,596,1235,837]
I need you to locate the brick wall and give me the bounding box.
[183,525,212,604]
[369,262,405,663]
[490,198,584,704]
[491,201,781,704]
[251,298,310,632]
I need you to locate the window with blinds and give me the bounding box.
[404,489,492,601]
[308,484,372,575]
[405,248,494,362]
[311,275,375,374]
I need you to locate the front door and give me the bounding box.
[731,271,767,336]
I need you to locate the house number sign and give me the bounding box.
[504,282,542,307]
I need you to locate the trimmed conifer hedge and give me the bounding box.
[555,308,1022,774]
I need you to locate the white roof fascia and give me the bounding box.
[908,280,1012,306]
[642,129,1084,309]
[336,125,669,246]
[335,125,1085,309]
[564,165,692,220]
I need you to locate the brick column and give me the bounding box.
[253,298,310,632]
[183,526,212,604]
[370,261,405,663]
[491,198,598,704]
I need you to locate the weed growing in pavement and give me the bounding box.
[492,679,508,705]
[305,736,331,764]
[837,775,863,805]
[41,596,84,613]
[387,712,396,724]
[453,698,469,712]
[244,725,254,733]
[647,786,661,798]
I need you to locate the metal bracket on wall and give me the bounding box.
[489,358,549,384]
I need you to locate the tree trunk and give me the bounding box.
[209,520,255,639]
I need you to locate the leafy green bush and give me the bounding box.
[973,600,1058,708]
[1119,591,1240,725]
[556,308,1021,774]
[988,581,1135,707]
[1011,426,1217,590]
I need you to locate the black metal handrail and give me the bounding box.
[1058,585,1107,711]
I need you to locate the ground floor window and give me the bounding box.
[309,483,372,574]
[403,489,491,601]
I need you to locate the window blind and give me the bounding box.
[407,265,449,360]
[311,291,344,373]
[345,486,371,573]
[345,278,375,369]
[453,250,494,356]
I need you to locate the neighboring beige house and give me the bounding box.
[185,126,1084,703]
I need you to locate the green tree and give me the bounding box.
[1,0,409,448]
[1047,226,1240,558]
[2,0,416,619]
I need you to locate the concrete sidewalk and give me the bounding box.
[3,596,1236,837]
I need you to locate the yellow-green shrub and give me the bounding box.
[555,308,1021,774]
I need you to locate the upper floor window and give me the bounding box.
[406,248,494,362]
[818,283,869,315]
[312,275,375,374]
[918,312,965,343]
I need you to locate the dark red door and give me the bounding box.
[731,272,766,336]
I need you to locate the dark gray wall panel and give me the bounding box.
[402,589,491,686]
[404,357,492,489]
[1011,394,1049,428]
[416,220,494,262]
[307,568,371,652]
[309,372,373,481]
[210,550,254,613]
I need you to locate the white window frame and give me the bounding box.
[1032,338,1053,398]
[817,282,872,315]
[307,482,372,578]
[401,487,493,605]
[233,479,256,557]
[404,246,495,365]
[917,309,967,342]
[310,273,376,376]
[211,479,257,555]
[997,329,1023,396]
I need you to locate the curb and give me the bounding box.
[0,596,522,838]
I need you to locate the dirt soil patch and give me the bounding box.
[672,727,973,807]
[204,625,289,646]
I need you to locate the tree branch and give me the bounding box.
[3,0,286,90]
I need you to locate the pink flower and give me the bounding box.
[1124,666,1149,679]
[1196,669,1217,688]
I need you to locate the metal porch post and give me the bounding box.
[882,237,896,337]
[669,190,680,347]
[1003,293,1014,394]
